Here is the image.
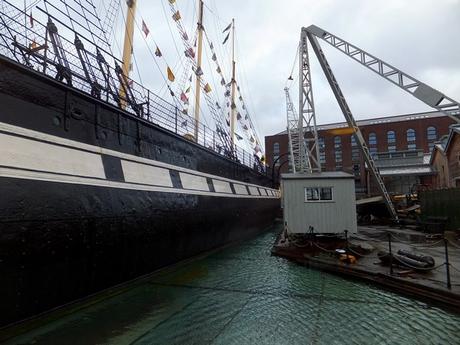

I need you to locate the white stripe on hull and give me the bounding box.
[0,122,280,199]
[122,160,173,187]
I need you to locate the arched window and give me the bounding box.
[368,132,377,146]
[407,129,416,150]
[427,126,437,141]
[387,130,396,143]
[387,130,396,152]
[351,135,360,161]
[427,126,437,151]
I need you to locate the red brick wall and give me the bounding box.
[447,134,460,187]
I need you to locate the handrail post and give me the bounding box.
[203,126,206,147]
[444,238,452,290]
[174,107,178,134]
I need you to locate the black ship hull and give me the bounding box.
[0,57,280,327]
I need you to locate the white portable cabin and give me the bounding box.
[281,172,357,234]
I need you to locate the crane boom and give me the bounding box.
[306,25,460,124]
[306,31,398,220]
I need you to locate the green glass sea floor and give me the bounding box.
[7,224,460,345]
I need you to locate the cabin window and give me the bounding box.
[305,187,333,202]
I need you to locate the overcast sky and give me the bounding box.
[111,0,460,146]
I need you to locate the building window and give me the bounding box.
[351,135,360,161]
[273,142,280,166]
[353,163,360,177]
[406,129,416,150]
[387,131,396,152]
[427,126,437,141]
[305,187,333,202]
[334,136,342,165]
[369,147,378,157]
[368,133,377,157]
[318,137,326,165]
[369,132,377,146]
[427,126,437,152]
[387,130,396,144]
[407,129,416,142]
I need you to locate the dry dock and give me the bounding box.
[272,225,460,311]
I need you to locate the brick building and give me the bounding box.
[431,125,460,189]
[265,110,455,195]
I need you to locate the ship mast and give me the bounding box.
[194,0,204,141]
[230,18,236,153]
[120,0,137,108]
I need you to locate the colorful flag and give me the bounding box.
[235,133,243,140]
[172,11,181,21]
[141,20,150,37]
[182,109,188,115]
[243,124,249,130]
[220,77,226,86]
[216,66,221,74]
[222,22,232,33]
[185,86,191,93]
[195,66,203,76]
[167,66,175,82]
[250,136,255,143]
[180,92,189,104]
[222,32,230,45]
[182,32,188,41]
[210,42,214,50]
[203,83,212,93]
[155,46,162,57]
[237,112,242,120]
[212,53,217,61]
[185,47,195,58]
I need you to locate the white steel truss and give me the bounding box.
[284,87,301,173]
[298,28,321,173]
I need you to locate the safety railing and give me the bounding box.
[0,0,267,175]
